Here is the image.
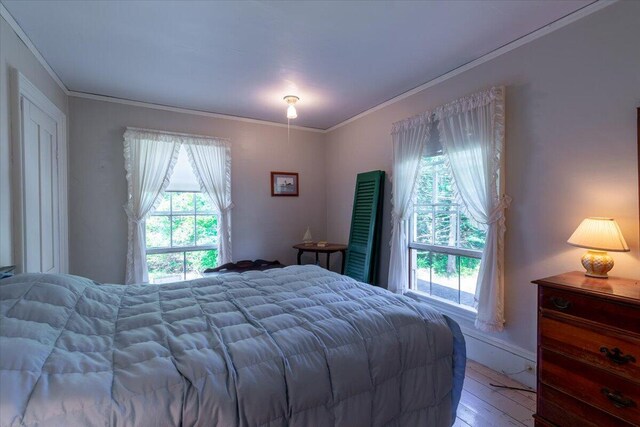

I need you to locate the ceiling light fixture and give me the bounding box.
[284,95,299,119]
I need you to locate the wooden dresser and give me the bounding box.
[532,272,640,427]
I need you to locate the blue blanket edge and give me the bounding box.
[443,315,466,425]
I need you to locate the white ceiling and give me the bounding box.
[3,0,592,130]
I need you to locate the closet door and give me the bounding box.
[21,98,60,273]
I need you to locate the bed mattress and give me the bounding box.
[0,265,464,426]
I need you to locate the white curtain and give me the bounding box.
[185,139,233,265]
[123,128,233,284]
[123,129,181,284]
[387,113,432,294]
[435,86,509,332]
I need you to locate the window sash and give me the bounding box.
[408,248,480,312]
[408,154,483,311]
[408,242,481,259]
[146,245,217,255]
[145,191,218,250]
[146,247,217,283]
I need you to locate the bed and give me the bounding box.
[0,265,465,427]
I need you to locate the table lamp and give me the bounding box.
[567,217,629,278]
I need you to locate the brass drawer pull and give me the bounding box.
[601,388,636,409]
[600,347,637,365]
[550,296,571,310]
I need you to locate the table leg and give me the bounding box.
[315,252,319,265]
[326,253,331,271]
[340,250,346,275]
[297,250,303,265]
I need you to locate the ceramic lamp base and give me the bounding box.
[581,250,614,278]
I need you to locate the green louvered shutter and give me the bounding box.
[344,170,385,284]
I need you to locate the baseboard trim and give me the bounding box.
[461,325,537,389]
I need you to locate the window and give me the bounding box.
[409,153,486,309]
[143,146,218,284]
[145,191,218,283]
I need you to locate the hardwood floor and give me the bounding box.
[455,360,536,427]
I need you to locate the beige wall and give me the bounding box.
[68,97,327,283]
[2,3,639,358]
[324,1,640,353]
[0,15,69,266]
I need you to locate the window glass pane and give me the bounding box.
[414,250,432,295]
[185,250,218,280]
[459,255,481,307]
[434,166,455,204]
[415,161,434,205]
[195,193,215,213]
[172,216,195,247]
[413,209,433,244]
[412,249,478,309]
[147,252,183,284]
[433,205,458,246]
[146,215,170,248]
[459,212,487,250]
[431,252,460,303]
[196,215,218,246]
[172,192,195,213]
[413,154,485,253]
[154,192,171,213]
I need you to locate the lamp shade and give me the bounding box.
[567,217,630,252]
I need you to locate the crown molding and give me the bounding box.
[325,0,616,133]
[68,91,326,133]
[2,0,615,134]
[0,2,69,94]
[1,1,323,133]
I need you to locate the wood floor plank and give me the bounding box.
[465,366,536,411]
[466,360,536,402]
[456,360,536,427]
[463,376,535,421]
[457,390,525,427]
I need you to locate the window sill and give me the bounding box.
[406,290,477,323]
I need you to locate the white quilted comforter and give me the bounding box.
[0,265,461,426]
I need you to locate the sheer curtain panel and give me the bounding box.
[387,114,432,293]
[435,86,509,332]
[123,128,232,284]
[123,129,181,284]
[185,139,233,265]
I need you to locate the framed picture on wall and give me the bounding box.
[271,171,299,197]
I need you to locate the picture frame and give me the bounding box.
[271,171,299,197]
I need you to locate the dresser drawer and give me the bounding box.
[537,384,637,427]
[539,286,640,334]
[540,316,640,381]
[540,348,640,425]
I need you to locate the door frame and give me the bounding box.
[11,70,68,273]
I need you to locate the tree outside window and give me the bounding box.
[410,154,486,308]
[145,191,218,283]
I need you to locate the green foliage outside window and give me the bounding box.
[413,155,486,278]
[145,192,218,283]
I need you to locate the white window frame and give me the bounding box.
[407,154,484,318]
[145,190,218,281]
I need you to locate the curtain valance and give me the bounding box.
[434,86,503,118]
[391,111,434,135]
